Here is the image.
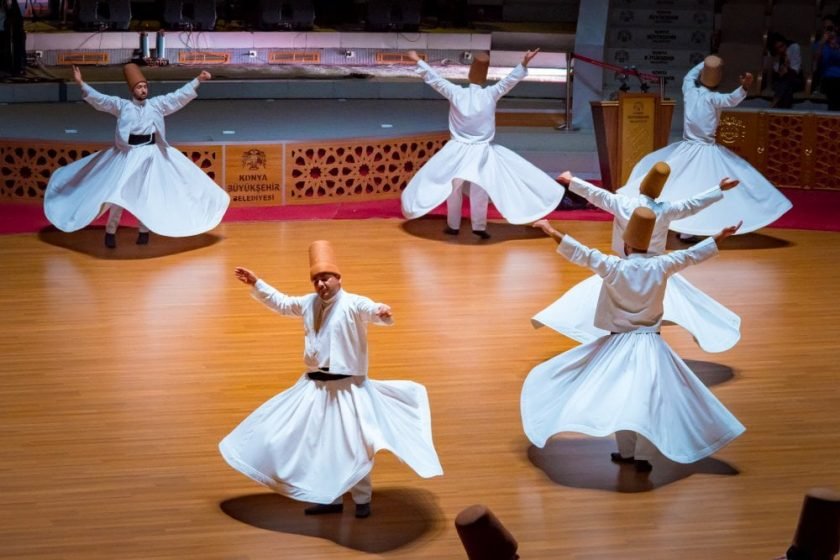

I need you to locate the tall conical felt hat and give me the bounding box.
[788,488,840,560]
[455,504,519,560]
[700,55,723,88]
[309,240,341,278]
[468,52,490,85]
[123,63,147,90]
[623,207,656,252]
[640,161,670,199]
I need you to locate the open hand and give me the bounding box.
[557,171,573,187]
[234,267,258,285]
[740,72,754,89]
[406,50,420,63]
[522,48,541,67]
[713,221,743,245]
[72,65,83,85]
[718,177,740,191]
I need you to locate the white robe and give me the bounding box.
[618,61,792,235]
[400,60,564,224]
[531,177,741,353]
[43,79,230,237]
[521,236,745,463]
[219,284,443,504]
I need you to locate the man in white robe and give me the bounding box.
[619,55,791,236]
[400,49,564,238]
[531,162,742,353]
[522,210,745,472]
[44,64,229,248]
[220,241,442,518]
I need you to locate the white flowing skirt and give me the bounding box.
[531,273,741,354]
[521,332,745,464]
[619,141,792,235]
[44,144,230,236]
[219,374,443,504]
[401,140,565,224]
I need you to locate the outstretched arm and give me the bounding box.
[152,71,208,116]
[356,296,394,326]
[409,50,459,102]
[710,73,751,108]
[660,221,741,276]
[665,178,739,220]
[682,61,704,95]
[235,266,305,317]
[561,171,626,216]
[75,65,122,116]
[487,49,539,101]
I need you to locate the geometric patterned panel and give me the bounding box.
[285,132,449,204]
[811,115,840,191]
[0,141,105,201]
[175,145,223,186]
[764,113,805,188]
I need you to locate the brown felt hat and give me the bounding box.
[623,207,656,252]
[788,488,840,560]
[455,504,519,560]
[640,161,670,199]
[123,63,147,90]
[309,240,341,279]
[468,52,490,85]
[700,55,723,88]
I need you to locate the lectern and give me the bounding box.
[591,93,675,192]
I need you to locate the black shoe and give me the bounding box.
[610,452,635,464]
[104,233,116,249]
[136,232,150,245]
[443,226,459,235]
[634,459,653,472]
[472,230,491,239]
[355,503,371,519]
[304,503,343,515]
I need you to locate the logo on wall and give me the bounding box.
[691,30,708,45]
[242,148,267,170]
[693,12,709,25]
[633,101,644,114]
[617,30,632,43]
[614,50,629,64]
[619,10,634,24]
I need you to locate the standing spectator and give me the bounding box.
[767,32,804,109]
[814,17,840,110]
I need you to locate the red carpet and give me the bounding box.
[1,188,837,235]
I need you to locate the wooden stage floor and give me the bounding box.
[1,218,839,559]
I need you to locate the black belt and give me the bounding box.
[128,133,156,146]
[307,369,351,382]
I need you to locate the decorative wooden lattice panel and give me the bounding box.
[176,145,223,185]
[375,52,427,64]
[178,51,230,65]
[764,113,806,188]
[269,51,321,64]
[57,52,110,65]
[285,133,448,203]
[0,141,105,201]
[0,140,222,202]
[719,109,840,190]
[811,115,840,191]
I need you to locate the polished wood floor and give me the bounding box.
[1,218,839,559]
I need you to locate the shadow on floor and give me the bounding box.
[527,438,739,493]
[37,226,222,259]
[220,487,444,553]
[400,216,544,244]
[684,359,735,387]
[667,231,792,251]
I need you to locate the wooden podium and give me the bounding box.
[591,93,675,192]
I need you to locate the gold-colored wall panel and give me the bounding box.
[284,133,448,204]
[718,110,840,190]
